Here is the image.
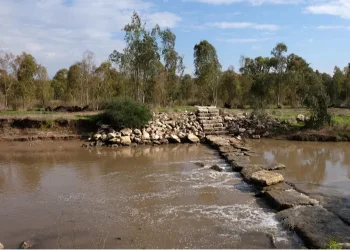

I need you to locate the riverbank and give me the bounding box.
[0,107,349,142]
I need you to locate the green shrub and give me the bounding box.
[326,239,342,249]
[99,98,152,129]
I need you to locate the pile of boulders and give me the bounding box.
[84,111,203,147]
[223,112,289,139]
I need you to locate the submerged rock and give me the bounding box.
[19,240,34,249]
[239,231,275,249]
[251,170,284,186]
[210,165,223,172]
[277,206,350,249]
[261,163,286,171]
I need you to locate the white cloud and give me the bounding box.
[185,0,303,5]
[317,25,350,29]
[217,37,271,43]
[207,22,279,31]
[306,0,350,19]
[0,0,181,76]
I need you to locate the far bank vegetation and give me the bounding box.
[1,12,350,127]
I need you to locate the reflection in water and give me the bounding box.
[250,140,350,196]
[0,141,300,249]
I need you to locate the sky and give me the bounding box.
[1,0,350,76]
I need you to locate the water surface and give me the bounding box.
[0,141,300,248]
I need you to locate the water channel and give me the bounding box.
[2,140,347,248]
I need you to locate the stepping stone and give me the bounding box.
[265,189,318,210]
[251,170,284,186]
[277,206,350,249]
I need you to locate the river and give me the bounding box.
[0,141,304,249]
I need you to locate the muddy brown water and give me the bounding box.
[0,141,302,249]
[250,140,350,198]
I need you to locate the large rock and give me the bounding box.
[169,134,181,143]
[296,114,305,122]
[134,129,141,135]
[241,165,263,182]
[19,240,35,249]
[251,170,284,186]
[107,132,117,140]
[187,133,200,143]
[210,165,223,172]
[121,128,132,136]
[93,133,101,141]
[265,189,318,210]
[277,206,350,249]
[120,136,131,146]
[142,131,150,140]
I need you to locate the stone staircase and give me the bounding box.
[196,106,228,135]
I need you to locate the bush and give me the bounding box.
[99,98,152,129]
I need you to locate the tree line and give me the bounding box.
[1,12,350,111]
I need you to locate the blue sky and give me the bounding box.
[1,0,350,76]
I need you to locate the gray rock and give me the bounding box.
[187,133,200,143]
[262,163,286,170]
[296,114,305,122]
[134,137,141,143]
[121,128,132,136]
[340,243,350,249]
[107,132,116,140]
[169,134,181,143]
[251,170,284,186]
[277,206,350,249]
[93,133,101,141]
[241,165,263,181]
[101,133,108,142]
[160,138,169,144]
[120,136,131,146]
[238,231,275,249]
[109,138,120,144]
[263,182,293,192]
[19,240,34,249]
[134,129,141,135]
[142,131,150,140]
[211,165,223,172]
[266,189,318,210]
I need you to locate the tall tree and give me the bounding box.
[52,68,68,101]
[0,52,16,107]
[35,65,52,107]
[219,66,241,107]
[109,12,160,103]
[160,28,185,104]
[270,43,288,106]
[193,40,221,105]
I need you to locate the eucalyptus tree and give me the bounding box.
[270,43,288,106]
[52,68,68,101]
[193,40,221,105]
[285,53,311,107]
[240,56,273,109]
[35,65,52,107]
[219,66,241,107]
[109,12,160,103]
[14,52,38,108]
[0,52,16,107]
[160,28,185,104]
